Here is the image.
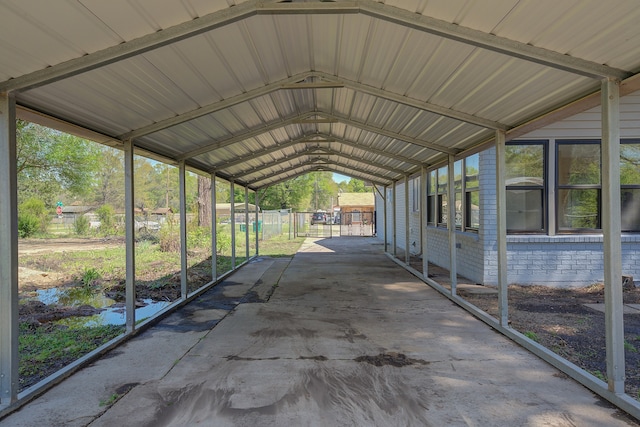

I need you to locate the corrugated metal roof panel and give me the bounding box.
[3,1,640,189]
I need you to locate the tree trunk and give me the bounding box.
[197,175,212,227]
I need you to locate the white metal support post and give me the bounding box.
[421,165,429,277]
[447,154,457,295]
[0,92,18,405]
[123,139,136,333]
[382,185,388,253]
[405,175,410,264]
[255,191,260,256]
[230,180,236,269]
[495,130,509,327]
[392,182,397,257]
[244,186,249,259]
[211,172,217,280]
[602,78,625,393]
[178,161,188,299]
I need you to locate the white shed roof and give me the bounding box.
[2,0,640,188]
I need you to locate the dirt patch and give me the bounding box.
[458,283,640,399]
[19,300,104,326]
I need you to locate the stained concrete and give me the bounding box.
[3,238,638,426]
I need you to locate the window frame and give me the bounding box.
[464,153,480,231]
[555,140,601,233]
[505,140,548,234]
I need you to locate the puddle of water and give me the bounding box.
[35,287,171,328]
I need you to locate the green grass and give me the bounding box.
[258,234,305,257]
[523,331,539,342]
[19,324,124,389]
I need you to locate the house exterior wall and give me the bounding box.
[480,91,640,287]
[376,90,640,288]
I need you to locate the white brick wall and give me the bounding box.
[374,90,640,288]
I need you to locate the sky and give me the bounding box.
[332,173,350,183]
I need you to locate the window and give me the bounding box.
[506,138,640,234]
[465,154,480,229]
[621,141,640,231]
[412,177,420,212]
[556,141,601,231]
[427,156,479,231]
[454,160,463,228]
[506,142,546,232]
[437,166,448,226]
[427,170,437,224]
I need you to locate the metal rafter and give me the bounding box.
[210,132,422,176]
[318,112,458,155]
[311,71,507,130]
[0,0,278,93]
[177,112,315,160]
[257,1,630,80]
[231,146,405,179]
[251,163,390,188]
[311,133,423,166]
[246,157,394,186]
[120,72,315,140]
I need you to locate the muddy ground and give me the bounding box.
[457,283,640,399]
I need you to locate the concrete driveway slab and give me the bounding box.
[3,237,637,426]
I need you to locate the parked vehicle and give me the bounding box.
[135,217,161,233]
[310,212,327,225]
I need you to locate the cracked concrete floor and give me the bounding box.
[3,237,638,426]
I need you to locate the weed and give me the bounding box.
[100,393,120,407]
[523,331,539,342]
[590,370,607,382]
[624,340,638,353]
[81,267,101,287]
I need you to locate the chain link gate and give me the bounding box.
[339,211,375,236]
[294,212,333,238]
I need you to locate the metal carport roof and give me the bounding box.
[2,0,640,188]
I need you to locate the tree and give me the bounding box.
[197,175,212,227]
[258,174,315,211]
[338,177,368,193]
[16,120,101,205]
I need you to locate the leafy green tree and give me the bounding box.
[95,204,116,234]
[258,174,315,210]
[93,147,124,209]
[18,197,50,233]
[338,178,368,193]
[16,120,101,205]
